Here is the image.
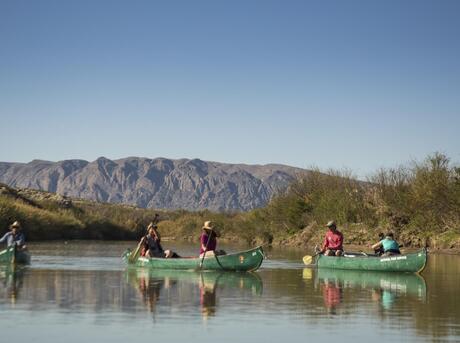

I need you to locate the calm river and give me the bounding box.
[0,241,459,342]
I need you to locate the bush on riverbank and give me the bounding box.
[0,184,138,240]
[0,153,459,249]
[260,153,460,248]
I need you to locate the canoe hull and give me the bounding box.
[315,249,427,273]
[123,246,265,272]
[0,245,31,265]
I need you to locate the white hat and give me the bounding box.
[326,220,336,228]
[11,221,21,229]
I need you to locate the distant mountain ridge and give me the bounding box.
[0,157,306,211]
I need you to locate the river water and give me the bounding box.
[0,241,459,342]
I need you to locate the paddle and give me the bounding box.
[199,231,214,269]
[129,236,145,264]
[11,244,16,265]
[302,252,320,266]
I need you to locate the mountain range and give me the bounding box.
[0,157,305,211]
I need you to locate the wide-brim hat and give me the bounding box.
[202,221,220,236]
[202,221,215,231]
[10,221,21,229]
[326,220,336,228]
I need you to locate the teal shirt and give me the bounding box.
[380,238,399,252]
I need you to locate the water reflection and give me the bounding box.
[320,277,343,314]
[125,268,263,320]
[0,265,26,304]
[1,242,459,342]
[313,269,426,313]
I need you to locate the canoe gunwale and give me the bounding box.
[124,246,265,272]
[315,248,427,273]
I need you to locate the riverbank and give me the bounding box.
[1,152,459,253]
[273,222,460,252]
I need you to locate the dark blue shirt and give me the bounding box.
[145,234,164,257]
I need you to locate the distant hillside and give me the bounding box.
[1,153,458,250]
[0,157,305,211]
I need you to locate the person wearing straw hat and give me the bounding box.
[141,222,179,258]
[0,221,26,249]
[199,221,219,258]
[319,220,343,256]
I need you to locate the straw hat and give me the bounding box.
[326,220,336,228]
[202,221,215,231]
[202,221,220,237]
[10,221,21,229]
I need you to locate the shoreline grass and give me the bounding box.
[1,153,459,251]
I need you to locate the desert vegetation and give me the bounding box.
[252,153,460,249]
[0,153,459,249]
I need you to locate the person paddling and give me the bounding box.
[140,223,178,258]
[200,221,219,258]
[371,232,401,256]
[320,220,344,256]
[0,221,27,250]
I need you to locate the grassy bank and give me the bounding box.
[0,183,259,243]
[1,153,459,250]
[257,153,460,250]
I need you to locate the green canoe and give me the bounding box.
[313,249,427,273]
[0,245,31,265]
[123,246,265,272]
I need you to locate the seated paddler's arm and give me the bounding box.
[201,243,208,251]
[15,234,25,246]
[320,236,328,253]
[152,228,161,242]
[371,242,382,250]
[0,232,9,243]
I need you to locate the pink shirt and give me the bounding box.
[200,232,217,254]
[322,230,343,250]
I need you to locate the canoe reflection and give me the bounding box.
[126,269,263,320]
[315,269,427,312]
[0,265,26,305]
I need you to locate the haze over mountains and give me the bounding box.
[0,157,305,211]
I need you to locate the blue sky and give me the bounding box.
[0,0,459,177]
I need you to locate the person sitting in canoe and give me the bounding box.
[140,223,178,258]
[200,221,220,258]
[0,221,27,250]
[373,232,385,256]
[371,232,401,256]
[319,220,343,256]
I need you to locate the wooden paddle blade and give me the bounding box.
[303,255,313,265]
[128,245,141,263]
